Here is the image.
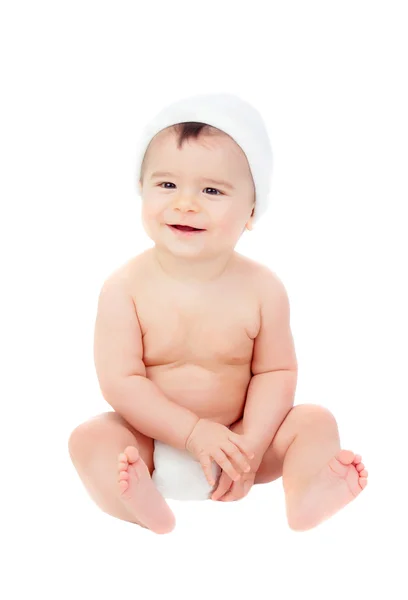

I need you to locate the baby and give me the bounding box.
[68,93,368,535]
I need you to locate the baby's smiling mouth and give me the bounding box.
[168,224,205,232]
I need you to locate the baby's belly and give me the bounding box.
[147,362,252,426]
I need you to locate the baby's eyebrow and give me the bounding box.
[204,178,235,191]
[150,171,177,179]
[150,171,235,191]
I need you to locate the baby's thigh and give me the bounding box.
[74,411,155,476]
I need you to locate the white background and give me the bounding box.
[1,1,407,598]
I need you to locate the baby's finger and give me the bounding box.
[211,471,232,501]
[229,433,256,459]
[219,490,237,502]
[222,441,252,474]
[199,454,216,487]
[212,449,241,482]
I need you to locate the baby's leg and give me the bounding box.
[269,404,368,531]
[68,411,175,534]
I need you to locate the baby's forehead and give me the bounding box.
[151,126,244,159]
[142,125,252,183]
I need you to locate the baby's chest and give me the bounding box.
[139,298,259,367]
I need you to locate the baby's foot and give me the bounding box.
[286,450,368,531]
[118,446,176,534]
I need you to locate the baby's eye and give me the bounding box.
[204,187,221,195]
[159,183,222,195]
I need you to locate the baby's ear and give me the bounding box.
[245,207,255,231]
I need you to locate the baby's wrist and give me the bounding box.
[228,419,265,468]
[184,416,201,450]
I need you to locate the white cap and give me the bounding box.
[134,93,273,225]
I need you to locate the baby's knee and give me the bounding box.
[291,403,337,428]
[68,423,87,459]
[68,420,101,459]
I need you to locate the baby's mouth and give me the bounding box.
[168,224,205,232]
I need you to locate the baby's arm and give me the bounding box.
[93,275,200,450]
[243,271,298,457]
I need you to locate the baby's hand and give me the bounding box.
[211,469,256,502]
[185,418,255,487]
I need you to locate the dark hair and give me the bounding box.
[173,121,217,149]
[140,121,220,182]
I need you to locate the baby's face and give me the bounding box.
[138,128,255,256]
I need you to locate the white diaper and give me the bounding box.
[151,440,222,501]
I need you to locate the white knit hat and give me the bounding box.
[134,92,273,225]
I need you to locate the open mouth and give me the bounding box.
[167,224,205,233]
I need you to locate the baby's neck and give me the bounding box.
[150,247,236,284]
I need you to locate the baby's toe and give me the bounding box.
[356,462,365,472]
[354,454,362,463]
[119,480,129,493]
[118,452,128,464]
[337,450,355,465]
[118,470,129,481]
[118,455,128,473]
[359,469,368,477]
[359,477,368,489]
[124,446,140,463]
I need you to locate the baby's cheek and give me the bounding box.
[220,220,242,238]
[141,199,161,221]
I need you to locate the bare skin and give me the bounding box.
[117,446,175,534]
[287,449,367,531]
[69,250,367,533]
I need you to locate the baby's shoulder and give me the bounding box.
[102,250,152,294]
[234,253,282,290]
